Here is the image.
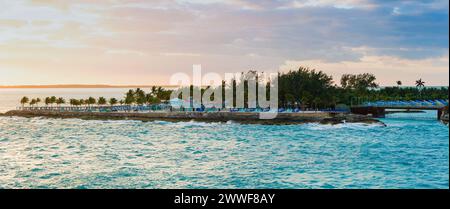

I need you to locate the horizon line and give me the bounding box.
[0,84,179,89]
[0,84,448,89]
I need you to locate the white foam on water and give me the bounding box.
[226,120,236,125]
[174,120,223,127]
[305,122,384,130]
[151,120,172,125]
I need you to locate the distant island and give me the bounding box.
[0,84,178,89]
[3,67,448,124]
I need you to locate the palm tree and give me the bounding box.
[79,99,86,107]
[151,86,157,96]
[70,99,81,107]
[30,99,37,107]
[155,86,170,100]
[75,99,82,107]
[56,97,65,107]
[50,96,57,107]
[87,97,96,107]
[125,89,135,105]
[415,79,425,88]
[135,88,146,105]
[20,96,29,108]
[98,97,107,106]
[45,97,51,107]
[145,93,157,105]
[415,79,426,99]
[69,99,76,107]
[109,98,118,106]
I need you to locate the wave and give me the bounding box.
[0,116,240,127]
[173,120,224,127]
[305,122,385,130]
[150,120,238,126]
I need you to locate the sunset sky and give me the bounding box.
[0,0,448,86]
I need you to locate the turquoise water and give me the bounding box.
[0,89,448,188]
[0,111,448,189]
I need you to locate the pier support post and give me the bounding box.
[372,107,386,118]
[350,107,385,118]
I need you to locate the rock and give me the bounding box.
[441,106,449,123]
[320,113,386,126]
[1,110,384,125]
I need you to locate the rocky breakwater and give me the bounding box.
[1,110,384,125]
[441,106,449,123]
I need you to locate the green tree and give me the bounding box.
[109,98,118,106]
[135,88,146,105]
[45,97,51,107]
[30,99,37,107]
[415,79,425,88]
[278,67,334,109]
[50,96,57,107]
[87,97,96,107]
[150,86,171,101]
[151,86,157,97]
[125,89,135,105]
[98,97,107,106]
[340,73,378,104]
[415,79,426,99]
[145,93,160,105]
[35,98,41,107]
[56,97,65,106]
[79,99,86,106]
[341,73,378,91]
[69,99,76,106]
[20,96,29,108]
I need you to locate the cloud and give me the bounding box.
[280,54,449,86]
[160,52,202,57]
[0,19,27,28]
[0,0,448,85]
[287,0,375,9]
[105,49,146,56]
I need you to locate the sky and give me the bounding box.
[0,0,448,86]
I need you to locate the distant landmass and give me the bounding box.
[0,84,178,89]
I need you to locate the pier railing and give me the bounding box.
[350,99,449,120]
[355,99,448,110]
[16,105,348,114]
[17,105,172,112]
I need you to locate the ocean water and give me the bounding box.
[0,89,449,189]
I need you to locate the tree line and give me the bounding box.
[20,67,449,109]
[20,86,172,108]
[278,67,447,109]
